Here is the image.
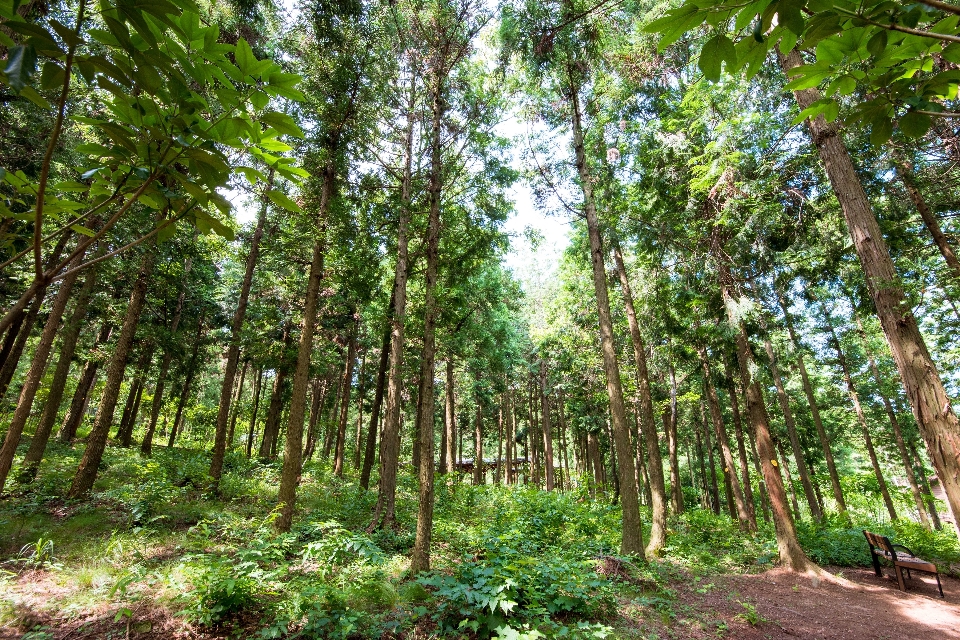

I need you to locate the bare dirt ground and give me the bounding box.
[3,564,960,638]
[654,565,960,639]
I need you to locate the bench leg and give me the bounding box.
[894,565,907,592]
[870,550,882,577]
[907,568,911,580]
[936,574,944,598]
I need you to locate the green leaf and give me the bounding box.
[235,38,255,77]
[867,30,887,58]
[70,224,96,237]
[899,111,931,138]
[267,189,299,212]
[19,85,50,109]
[3,44,37,92]
[39,61,65,91]
[699,34,736,82]
[48,18,84,48]
[870,115,893,146]
[260,111,303,138]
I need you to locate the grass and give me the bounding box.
[0,441,957,638]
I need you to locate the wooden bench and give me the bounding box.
[863,530,944,598]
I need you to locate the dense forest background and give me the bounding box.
[4,0,960,637]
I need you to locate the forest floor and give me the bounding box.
[3,562,959,639]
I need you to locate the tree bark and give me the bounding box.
[58,323,113,443]
[723,360,757,523]
[246,367,264,458]
[539,359,556,491]
[117,346,153,446]
[373,69,417,531]
[333,320,358,479]
[167,316,206,448]
[209,171,272,485]
[227,360,250,447]
[700,348,755,531]
[782,47,960,536]
[361,326,390,489]
[763,336,822,521]
[569,66,643,556]
[68,246,156,498]
[778,291,847,515]
[895,159,960,281]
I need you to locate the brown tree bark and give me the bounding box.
[260,328,293,459]
[58,323,113,443]
[22,263,99,477]
[782,47,960,536]
[333,321,358,479]
[68,246,156,498]
[895,159,960,281]
[539,359,556,491]
[762,336,823,521]
[117,346,153,446]
[353,349,367,470]
[723,360,757,523]
[699,395,722,513]
[0,247,86,491]
[209,171,272,484]
[227,360,250,447]
[167,316,206,449]
[360,324,390,488]
[246,367,264,458]
[474,383,484,486]
[778,291,848,515]
[569,65,643,556]
[373,69,417,531]
[700,348,755,531]
[612,240,668,553]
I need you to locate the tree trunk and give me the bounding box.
[246,368,264,458]
[909,438,943,529]
[723,360,757,523]
[720,262,815,572]
[777,441,803,521]
[304,378,326,459]
[22,263,99,477]
[333,321,358,479]
[58,323,113,443]
[699,348,755,531]
[117,346,153,446]
[227,360,250,447]
[763,336,822,521]
[569,66,643,556]
[209,171,272,485]
[0,247,86,491]
[539,360,556,491]
[68,246,156,498]
[699,395,722,513]
[474,383,484,486]
[168,317,206,448]
[778,291,847,515]
[782,47,960,536]
[353,349,367,470]
[612,240,668,553]
[558,391,571,490]
[360,326,390,489]
[895,159,960,281]
[665,356,684,513]
[374,70,416,531]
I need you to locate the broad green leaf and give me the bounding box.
[235,38,255,77]
[3,44,37,92]
[267,189,300,212]
[70,224,96,237]
[19,85,50,108]
[899,111,931,138]
[260,111,303,138]
[869,115,893,145]
[867,30,887,58]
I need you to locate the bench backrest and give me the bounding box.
[863,530,897,558]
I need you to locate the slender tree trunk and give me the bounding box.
[569,67,643,556]
[909,438,943,529]
[782,47,960,536]
[23,263,98,475]
[246,368,264,458]
[777,441,803,521]
[719,261,815,572]
[612,241,667,552]
[474,383,484,486]
[763,337,822,521]
[68,246,156,498]
[723,360,756,523]
[360,326,390,489]
[895,159,960,281]
[857,317,930,527]
[694,421,710,509]
[823,316,898,521]
[58,323,113,443]
[699,396,721,513]
[539,360,556,491]
[227,360,250,447]
[374,70,417,531]
[410,56,443,572]
[304,378,326,459]
[665,356,683,513]
[353,349,367,470]
[1,247,85,490]
[333,321,358,479]
[558,391,571,490]
[118,346,153,446]
[168,317,206,449]
[699,348,754,531]
[209,171,272,484]
[778,292,847,515]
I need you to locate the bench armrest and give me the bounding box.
[892,544,917,556]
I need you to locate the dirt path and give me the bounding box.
[660,565,960,639]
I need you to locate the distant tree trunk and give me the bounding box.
[260,326,293,459]
[117,379,142,444]
[58,323,113,443]
[699,348,755,531]
[558,391,571,490]
[168,317,206,449]
[474,383,484,486]
[776,441,803,520]
[895,159,960,281]
[246,368,264,458]
[303,379,324,458]
[360,326,390,489]
[21,262,99,479]
[209,170,272,485]
[117,346,153,446]
[723,360,756,524]
[588,431,603,495]
[699,395,721,514]
[333,322,358,478]
[373,69,417,531]
[665,356,683,513]
[68,245,157,498]
[720,261,815,572]
[140,255,192,456]
[227,360,250,447]
[570,67,642,556]
[909,438,943,529]
[497,403,504,485]
[778,292,847,515]
[539,360,555,491]
[353,350,367,470]
[782,47,960,537]
[823,316,898,521]
[856,317,929,527]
